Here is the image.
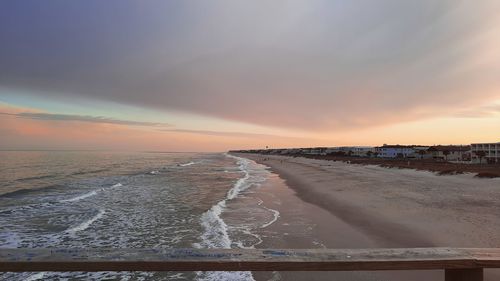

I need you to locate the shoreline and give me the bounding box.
[234,153,500,280]
[248,160,437,281]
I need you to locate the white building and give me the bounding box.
[426,145,470,161]
[310,147,328,155]
[471,142,500,163]
[408,146,431,159]
[324,146,375,157]
[349,147,375,157]
[375,145,416,158]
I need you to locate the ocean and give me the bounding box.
[0,151,279,280]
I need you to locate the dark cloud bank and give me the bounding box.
[1,0,499,130]
[0,112,170,127]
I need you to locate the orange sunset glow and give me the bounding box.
[1,1,500,151]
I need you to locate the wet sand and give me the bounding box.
[236,153,500,281]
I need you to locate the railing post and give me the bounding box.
[445,268,483,281]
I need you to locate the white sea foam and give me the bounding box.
[149,170,160,175]
[66,209,105,234]
[196,201,231,249]
[169,273,186,279]
[24,272,46,281]
[232,226,263,249]
[197,271,254,281]
[226,166,250,200]
[0,232,20,248]
[179,161,196,167]
[60,190,97,203]
[196,156,255,247]
[260,206,280,229]
[111,183,123,188]
[255,197,280,229]
[195,154,260,281]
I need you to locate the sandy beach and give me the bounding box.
[234,153,500,281]
[284,154,500,178]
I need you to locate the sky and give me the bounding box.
[1,0,500,152]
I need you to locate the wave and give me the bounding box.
[3,188,103,215]
[148,170,160,175]
[0,232,20,248]
[196,201,231,249]
[0,184,63,198]
[260,206,280,229]
[0,201,55,216]
[66,209,105,234]
[195,154,257,281]
[196,155,254,248]
[226,164,250,200]
[197,271,254,281]
[111,183,123,188]
[15,174,55,182]
[71,168,110,176]
[255,197,280,229]
[60,190,97,203]
[24,272,46,281]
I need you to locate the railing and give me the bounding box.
[2,248,500,281]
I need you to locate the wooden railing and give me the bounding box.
[2,248,500,280]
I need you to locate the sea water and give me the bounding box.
[0,151,278,280]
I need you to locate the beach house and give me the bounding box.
[309,147,328,155]
[349,147,376,157]
[407,146,431,159]
[471,142,500,163]
[323,146,375,157]
[375,145,417,158]
[426,145,471,161]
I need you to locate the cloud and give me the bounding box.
[1,1,500,130]
[0,112,170,127]
[161,128,307,140]
[0,109,325,151]
[454,104,500,118]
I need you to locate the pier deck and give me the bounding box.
[2,248,500,280]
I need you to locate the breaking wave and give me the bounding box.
[60,190,97,203]
[195,154,267,281]
[66,209,105,234]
